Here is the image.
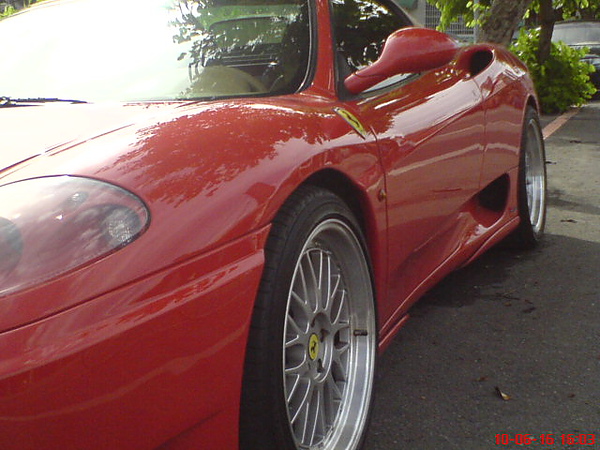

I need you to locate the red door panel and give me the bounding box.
[353,67,485,328]
[475,56,529,187]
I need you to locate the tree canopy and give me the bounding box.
[429,0,600,47]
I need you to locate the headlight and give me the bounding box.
[0,176,149,296]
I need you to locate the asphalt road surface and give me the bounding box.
[364,101,600,450]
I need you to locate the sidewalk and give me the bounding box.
[545,100,600,242]
[541,100,600,141]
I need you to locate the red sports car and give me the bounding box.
[0,0,546,448]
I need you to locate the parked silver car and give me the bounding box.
[552,21,600,89]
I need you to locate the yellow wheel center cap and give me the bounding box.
[308,334,320,361]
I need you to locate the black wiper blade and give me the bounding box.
[0,96,88,107]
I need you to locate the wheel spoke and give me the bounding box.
[289,378,312,425]
[285,353,308,376]
[285,315,310,377]
[322,382,336,429]
[317,250,324,294]
[289,289,312,329]
[286,373,301,403]
[321,252,331,312]
[305,251,320,311]
[324,370,343,412]
[331,334,349,382]
[305,386,323,446]
[285,308,305,347]
[295,260,315,314]
[329,286,347,327]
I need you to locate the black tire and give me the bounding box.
[509,106,547,249]
[240,185,377,450]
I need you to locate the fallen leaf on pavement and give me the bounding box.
[495,386,511,401]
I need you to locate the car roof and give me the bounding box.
[554,20,600,28]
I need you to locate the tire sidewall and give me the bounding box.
[240,186,376,450]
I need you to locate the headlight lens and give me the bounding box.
[0,176,149,296]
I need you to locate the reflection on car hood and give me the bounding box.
[0,102,184,174]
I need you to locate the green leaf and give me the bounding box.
[510,28,597,113]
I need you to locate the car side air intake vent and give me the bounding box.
[470,49,494,77]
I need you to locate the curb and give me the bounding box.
[542,107,580,139]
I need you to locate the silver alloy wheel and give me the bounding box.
[524,117,546,236]
[283,218,376,449]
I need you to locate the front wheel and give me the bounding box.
[240,186,377,450]
[509,106,547,249]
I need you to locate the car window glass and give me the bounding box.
[0,0,311,102]
[330,0,411,73]
[553,25,600,45]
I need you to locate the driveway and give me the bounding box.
[365,101,600,449]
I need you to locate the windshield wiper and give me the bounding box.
[0,96,88,107]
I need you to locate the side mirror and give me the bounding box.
[344,27,460,94]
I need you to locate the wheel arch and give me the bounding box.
[302,169,370,235]
[526,95,540,117]
[259,166,386,327]
[300,169,384,288]
[527,95,539,110]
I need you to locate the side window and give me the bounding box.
[331,0,411,73]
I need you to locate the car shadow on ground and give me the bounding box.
[365,234,600,449]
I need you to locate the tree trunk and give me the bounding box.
[537,0,556,64]
[480,0,534,46]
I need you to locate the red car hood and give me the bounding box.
[0,102,185,173]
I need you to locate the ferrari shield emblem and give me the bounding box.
[334,107,369,139]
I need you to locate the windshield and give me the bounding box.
[0,0,311,102]
[553,24,600,45]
